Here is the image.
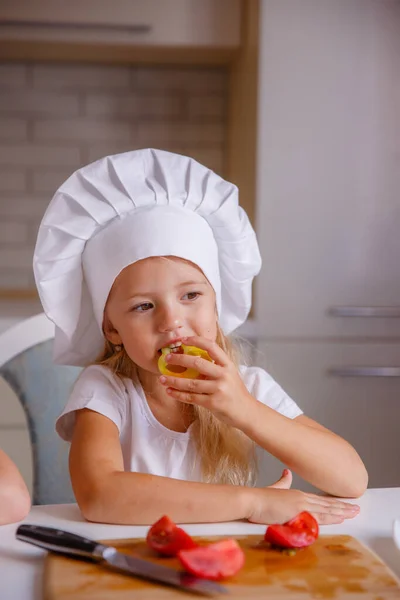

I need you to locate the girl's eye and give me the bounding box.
[183,291,200,301]
[133,302,153,312]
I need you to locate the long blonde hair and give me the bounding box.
[95,325,257,487]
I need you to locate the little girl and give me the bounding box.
[33,149,367,526]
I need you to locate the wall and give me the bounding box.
[0,61,228,293]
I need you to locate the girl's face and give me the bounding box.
[104,256,218,376]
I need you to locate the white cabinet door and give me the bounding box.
[253,340,400,491]
[0,0,241,47]
[255,0,400,338]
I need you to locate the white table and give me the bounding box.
[1,488,400,599]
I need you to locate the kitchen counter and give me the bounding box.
[1,488,399,600]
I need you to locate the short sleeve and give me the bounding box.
[55,364,128,442]
[240,366,303,419]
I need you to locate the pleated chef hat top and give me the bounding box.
[33,148,262,366]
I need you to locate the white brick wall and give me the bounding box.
[32,64,132,90]
[85,93,182,118]
[188,96,225,119]
[0,168,26,191]
[0,221,28,244]
[0,196,50,218]
[0,144,81,167]
[33,118,132,142]
[31,169,77,193]
[136,122,225,146]
[0,117,28,140]
[0,62,228,292]
[0,91,80,116]
[134,67,227,93]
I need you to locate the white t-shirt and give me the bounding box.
[56,364,303,482]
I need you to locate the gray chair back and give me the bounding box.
[0,339,81,505]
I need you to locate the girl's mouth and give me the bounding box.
[157,341,184,355]
[157,341,187,374]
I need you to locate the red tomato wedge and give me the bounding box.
[146,515,197,557]
[178,539,245,581]
[265,511,319,549]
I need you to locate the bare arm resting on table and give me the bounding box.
[0,448,30,524]
[69,409,361,526]
[238,403,368,499]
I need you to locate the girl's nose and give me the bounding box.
[158,307,183,332]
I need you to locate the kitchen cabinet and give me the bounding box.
[254,0,400,489]
[255,0,400,339]
[255,340,400,490]
[0,0,241,51]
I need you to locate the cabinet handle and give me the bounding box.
[0,20,152,35]
[328,306,400,318]
[329,367,400,377]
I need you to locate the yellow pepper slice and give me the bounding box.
[158,344,213,379]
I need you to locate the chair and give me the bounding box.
[0,313,81,505]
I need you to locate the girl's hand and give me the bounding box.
[246,486,360,526]
[268,469,293,490]
[159,335,254,428]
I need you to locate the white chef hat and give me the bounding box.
[33,148,261,366]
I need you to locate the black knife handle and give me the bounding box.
[16,524,107,561]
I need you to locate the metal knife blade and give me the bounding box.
[16,524,228,596]
[103,546,227,595]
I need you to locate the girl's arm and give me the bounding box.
[0,449,31,524]
[159,338,368,500]
[70,409,360,525]
[238,404,368,498]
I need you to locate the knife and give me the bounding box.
[16,524,228,596]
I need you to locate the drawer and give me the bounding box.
[252,341,400,490]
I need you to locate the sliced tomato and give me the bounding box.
[265,511,319,549]
[287,511,319,537]
[178,539,245,581]
[146,515,197,557]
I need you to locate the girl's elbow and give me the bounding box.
[75,488,105,523]
[72,471,127,524]
[75,482,118,524]
[344,466,369,499]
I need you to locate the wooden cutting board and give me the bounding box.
[44,534,400,599]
